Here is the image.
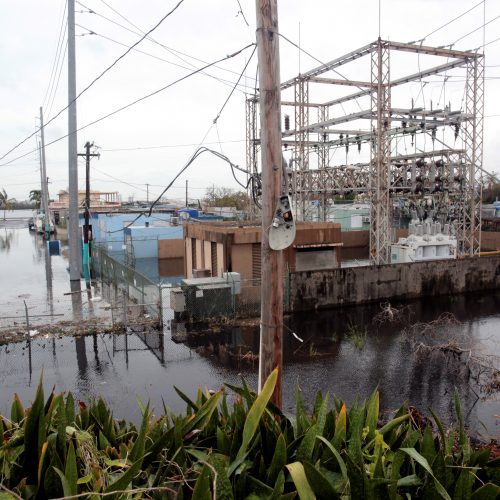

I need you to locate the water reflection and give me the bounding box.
[0,228,16,253]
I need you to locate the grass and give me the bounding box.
[345,321,367,350]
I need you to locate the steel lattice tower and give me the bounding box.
[246,39,485,263]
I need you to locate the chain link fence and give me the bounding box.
[93,245,163,327]
[169,275,290,323]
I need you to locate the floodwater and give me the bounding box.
[0,212,498,439]
[0,212,111,329]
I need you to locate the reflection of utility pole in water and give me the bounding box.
[75,336,88,377]
[72,282,87,381]
[24,300,32,383]
[42,234,58,356]
[70,280,83,322]
[93,333,101,373]
[43,233,54,318]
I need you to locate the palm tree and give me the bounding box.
[0,189,15,220]
[29,189,42,209]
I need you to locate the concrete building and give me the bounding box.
[183,220,342,280]
[50,190,121,212]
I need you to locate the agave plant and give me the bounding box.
[0,372,498,499]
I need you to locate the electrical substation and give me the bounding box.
[246,38,485,265]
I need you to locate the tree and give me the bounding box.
[203,186,250,211]
[0,189,16,220]
[29,189,42,209]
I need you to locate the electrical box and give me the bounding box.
[192,284,232,320]
[222,272,241,295]
[170,287,186,312]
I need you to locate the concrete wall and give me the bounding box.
[158,239,184,259]
[481,232,500,251]
[289,255,500,311]
[203,241,212,269]
[295,249,338,271]
[231,244,253,279]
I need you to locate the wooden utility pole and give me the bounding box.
[77,142,99,277]
[255,0,283,406]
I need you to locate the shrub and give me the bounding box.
[0,371,498,499]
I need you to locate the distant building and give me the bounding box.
[49,190,121,212]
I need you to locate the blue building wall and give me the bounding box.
[81,212,175,252]
[124,226,183,259]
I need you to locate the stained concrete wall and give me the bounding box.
[289,255,500,311]
[158,239,184,259]
[481,232,500,251]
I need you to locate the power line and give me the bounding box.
[47,43,68,120]
[0,43,255,168]
[213,44,257,124]
[451,14,500,47]
[42,0,68,111]
[79,0,256,83]
[277,32,364,112]
[415,0,484,43]
[75,24,253,93]
[105,147,248,232]
[0,0,185,163]
[101,139,245,152]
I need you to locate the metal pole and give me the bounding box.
[39,107,51,237]
[146,183,149,203]
[185,179,188,207]
[255,0,283,406]
[68,0,81,280]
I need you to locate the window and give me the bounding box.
[191,238,197,270]
[211,242,218,276]
[252,243,261,280]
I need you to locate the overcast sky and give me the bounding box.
[1,0,498,204]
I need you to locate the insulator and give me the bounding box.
[416,158,426,168]
[454,123,460,140]
[402,120,407,128]
[284,114,290,131]
[434,182,442,193]
[284,143,288,150]
[339,133,344,145]
[323,132,327,141]
[416,175,423,182]
[435,159,444,168]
